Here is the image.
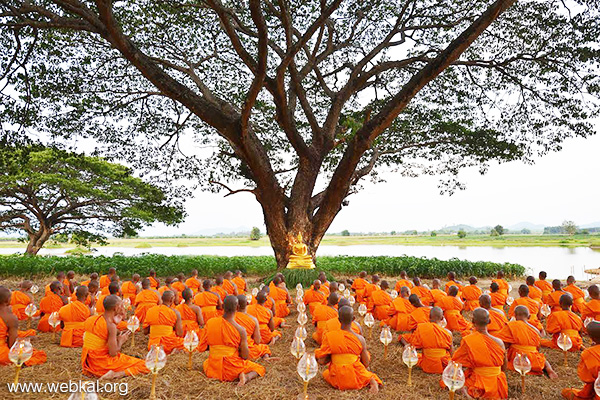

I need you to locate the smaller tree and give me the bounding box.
[457,230,467,239]
[490,229,499,237]
[520,228,532,235]
[250,227,262,241]
[340,230,350,237]
[562,221,578,236]
[430,231,437,237]
[494,225,505,235]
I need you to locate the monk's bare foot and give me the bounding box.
[545,366,559,379]
[281,322,289,328]
[269,336,280,345]
[100,370,126,380]
[238,373,247,386]
[264,356,280,361]
[368,379,379,394]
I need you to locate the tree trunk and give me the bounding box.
[25,228,52,256]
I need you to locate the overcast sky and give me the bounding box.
[141,130,600,236]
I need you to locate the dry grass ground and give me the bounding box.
[0,275,591,399]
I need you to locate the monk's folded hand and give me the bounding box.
[117,330,131,346]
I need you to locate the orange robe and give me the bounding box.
[562,344,600,399]
[185,277,201,294]
[81,315,149,377]
[100,286,110,296]
[312,304,338,344]
[406,307,431,331]
[488,308,509,337]
[490,292,507,308]
[176,303,201,335]
[315,329,382,390]
[445,280,463,294]
[80,280,91,287]
[492,279,510,296]
[214,286,227,301]
[548,290,567,312]
[172,281,186,298]
[304,289,327,315]
[496,320,546,375]
[405,322,452,373]
[58,300,90,347]
[535,280,553,302]
[363,283,378,305]
[194,291,221,322]
[70,292,91,306]
[134,289,160,323]
[508,297,543,331]
[232,277,247,294]
[95,294,108,314]
[528,284,543,304]
[121,281,138,303]
[582,299,600,321]
[324,318,362,336]
[198,317,266,381]
[352,278,368,304]
[431,289,447,306]
[0,317,46,366]
[144,305,184,354]
[271,285,290,318]
[394,279,413,292]
[10,290,34,320]
[99,275,110,289]
[235,312,270,360]
[438,296,472,334]
[452,332,508,399]
[412,286,434,306]
[148,276,159,289]
[223,279,237,295]
[386,297,414,331]
[463,285,483,311]
[565,284,587,313]
[246,304,281,344]
[38,292,64,332]
[541,310,583,351]
[370,290,392,321]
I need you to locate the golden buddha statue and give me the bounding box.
[286,233,315,269]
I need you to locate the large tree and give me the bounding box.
[0,145,184,254]
[0,1,598,267]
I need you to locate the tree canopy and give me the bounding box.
[0,145,185,254]
[0,0,598,266]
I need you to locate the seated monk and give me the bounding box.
[120,274,140,304]
[0,287,46,366]
[82,295,149,378]
[87,281,100,310]
[405,294,431,332]
[401,306,452,374]
[508,285,544,332]
[318,272,331,296]
[147,269,160,289]
[438,286,472,335]
[246,291,281,345]
[214,277,228,301]
[198,295,265,385]
[526,276,543,304]
[38,281,67,332]
[351,271,369,304]
[185,270,201,295]
[452,308,508,399]
[158,277,180,304]
[565,275,586,313]
[176,288,204,335]
[312,293,339,345]
[99,268,116,289]
[324,298,362,335]
[411,277,433,306]
[386,287,414,331]
[462,277,482,311]
[478,295,508,337]
[304,280,327,315]
[80,272,99,288]
[10,280,37,320]
[232,270,247,294]
[316,305,382,393]
[172,274,187,299]
[541,294,583,352]
[70,286,92,307]
[364,275,380,306]
[101,275,121,295]
[235,294,272,360]
[582,285,600,321]
[258,286,287,328]
[223,271,239,296]
[430,279,447,306]
[492,271,510,296]
[96,281,121,314]
[370,281,392,321]
[45,272,66,296]
[134,278,161,324]
[489,282,507,308]
[64,271,76,297]
[59,286,91,348]
[143,291,185,354]
[194,280,223,323]
[547,279,567,312]
[394,270,413,292]
[562,321,600,399]
[270,276,291,318]
[496,305,558,378]
[444,272,463,296]
[535,271,553,303]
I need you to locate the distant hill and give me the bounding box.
[507,222,545,232]
[581,222,600,229]
[437,224,491,233]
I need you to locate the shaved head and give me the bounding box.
[215,276,224,285]
[539,271,547,279]
[408,294,422,307]
[313,280,321,290]
[432,279,441,289]
[328,292,339,306]
[552,279,562,290]
[67,271,75,279]
[490,282,499,293]
[132,273,140,282]
[472,308,490,328]
[479,294,491,309]
[108,281,120,295]
[237,294,247,311]
[50,281,62,294]
[338,298,351,308]
[76,285,89,300]
[518,284,529,297]
[514,305,530,320]
[0,287,11,305]
[526,276,535,286]
[589,285,600,299]
[161,290,175,304]
[90,273,99,280]
[329,282,339,293]
[496,271,504,279]
[20,280,32,290]
[372,275,380,283]
[430,306,443,322]
[182,288,193,301]
[256,291,267,304]
[413,277,421,286]
[560,293,573,309]
[448,285,459,297]
[141,278,151,289]
[588,321,600,344]
[400,286,410,297]
[447,272,456,281]
[567,275,575,284]
[103,295,120,312]
[88,281,99,292]
[469,276,477,285]
[380,280,389,290]
[223,295,238,313]
[338,305,353,325]
[359,271,367,278]
[203,279,212,290]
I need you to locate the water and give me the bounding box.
[1,244,599,280]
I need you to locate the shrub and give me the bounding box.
[250,227,262,241]
[457,230,467,239]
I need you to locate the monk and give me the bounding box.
[438,286,472,335]
[97,281,121,314]
[542,294,583,351]
[496,305,558,378]
[508,285,544,332]
[10,280,36,320]
[535,271,553,302]
[58,285,91,348]
[565,275,586,313]
[223,271,239,296]
[101,275,120,295]
[304,280,327,315]
[490,282,508,308]
[316,305,382,393]
[63,271,76,297]
[324,298,362,335]
[246,291,281,345]
[232,270,247,294]
[430,279,447,306]
[70,286,93,307]
[582,285,600,321]
[492,271,510,296]
[394,271,413,292]
[270,276,291,318]
[120,274,140,304]
[411,277,433,306]
[80,273,98,288]
[526,276,543,304]
[99,268,116,289]
[185,270,201,294]
[176,288,204,335]
[370,280,392,321]
[444,272,463,295]
[134,278,161,324]
[401,306,452,374]
[172,273,187,298]
[45,272,66,296]
[81,295,149,378]
[364,275,380,305]
[235,295,273,360]
[147,269,160,289]
[562,321,600,399]
[452,308,508,399]
[351,271,369,304]
[312,293,339,344]
[405,294,431,332]
[198,295,265,385]
[88,281,100,309]
[214,277,228,301]
[38,281,67,332]
[479,295,508,337]
[158,277,180,304]
[0,287,46,366]
[386,287,414,331]
[143,291,185,354]
[547,279,567,312]
[462,276,482,311]
[194,280,223,322]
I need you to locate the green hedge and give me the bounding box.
[0,254,525,279]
